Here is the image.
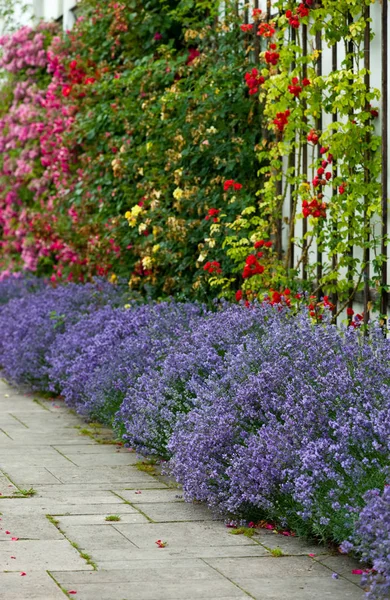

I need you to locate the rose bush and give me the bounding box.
[0,0,262,301]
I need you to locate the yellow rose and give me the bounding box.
[173,187,184,200]
[142,256,153,269]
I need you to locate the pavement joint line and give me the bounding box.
[0,468,22,492]
[123,487,170,491]
[32,398,51,411]
[200,557,257,599]
[47,570,73,598]
[110,523,141,548]
[51,446,79,466]
[315,556,364,589]
[0,427,13,440]
[110,491,156,524]
[45,514,98,570]
[8,413,29,428]
[44,466,65,483]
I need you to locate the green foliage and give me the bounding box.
[61,1,262,300]
[211,0,383,317]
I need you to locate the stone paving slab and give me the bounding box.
[60,452,141,467]
[4,467,63,486]
[52,560,250,600]
[57,514,148,526]
[114,521,262,549]
[1,456,75,469]
[0,515,64,540]
[205,557,363,599]
[0,380,365,599]
[0,475,18,496]
[318,555,367,585]
[0,501,140,517]
[0,572,66,600]
[95,545,273,565]
[133,501,219,522]
[46,465,157,485]
[34,481,168,492]
[115,488,183,503]
[0,540,93,571]
[48,581,249,600]
[255,530,331,557]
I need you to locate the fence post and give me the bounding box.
[331,42,338,317]
[381,0,388,325]
[302,23,308,281]
[363,4,370,327]
[347,12,354,323]
[316,28,323,299]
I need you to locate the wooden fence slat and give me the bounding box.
[302,23,308,281]
[381,0,388,322]
[331,42,338,315]
[363,4,371,326]
[316,29,323,299]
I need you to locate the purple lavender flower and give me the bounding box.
[344,487,390,599]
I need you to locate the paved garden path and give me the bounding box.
[0,379,365,600]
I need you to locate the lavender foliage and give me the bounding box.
[168,310,390,545]
[0,280,389,598]
[350,487,390,599]
[48,301,204,424]
[118,302,277,457]
[0,280,123,388]
[0,273,45,305]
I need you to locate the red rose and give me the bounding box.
[62,85,72,97]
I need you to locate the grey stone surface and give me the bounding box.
[114,521,264,549]
[0,572,66,600]
[0,515,64,540]
[53,444,129,454]
[47,581,249,600]
[132,501,219,522]
[318,555,367,585]
[0,540,93,571]
[115,488,184,503]
[205,557,364,599]
[57,513,148,526]
[255,530,331,556]
[61,452,141,467]
[0,380,365,600]
[51,561,249,599]
[0,501,139,516]
[47,464,157,484]
[3,466,63,486]
[0,475,18,496]
[96,544,272,563]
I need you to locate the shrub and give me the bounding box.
[168,312,390,546]
[118,302,276,457]
[0,280,123,388]
[48,301,204,424]
[354,487,390,599]
[0,273,45,305]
